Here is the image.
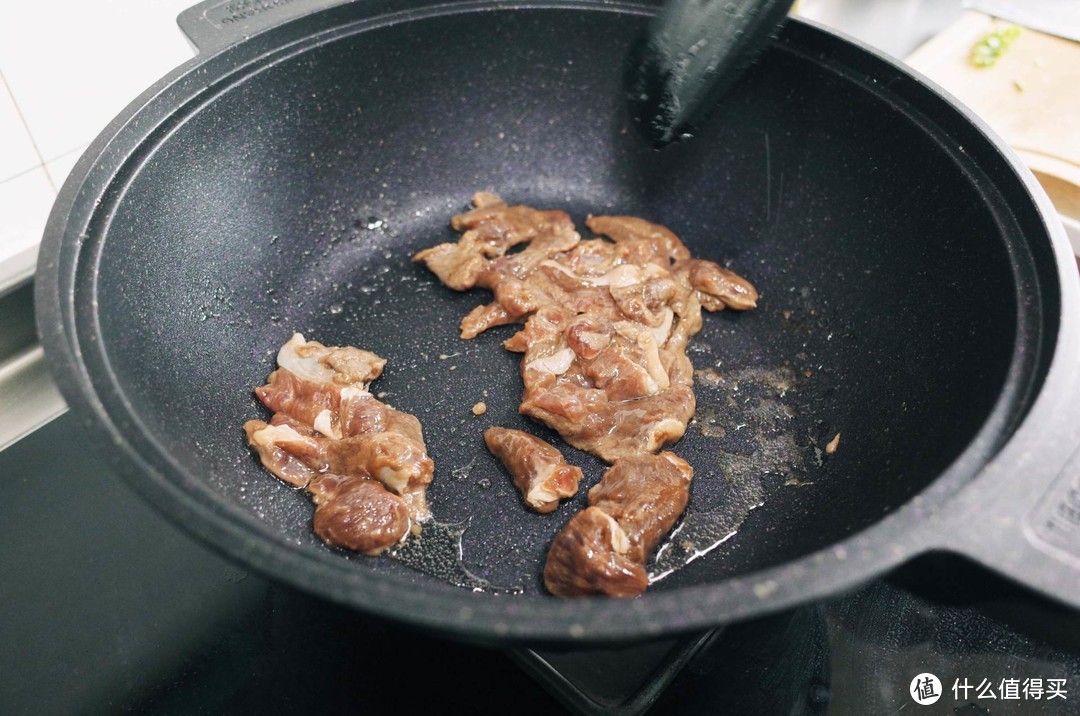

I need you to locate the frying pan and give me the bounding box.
[35,0,1080,644]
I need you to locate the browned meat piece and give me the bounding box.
[247,402,432,521]
[244,334,435,555]
[608,274,678,326]
[414,193,757,463]
[276,331,386,386]
[327,432,432,517]
[257,333,389,440]
[507,308,695,461]
[484,427,583,513]
[451,196,578,256]
[461,301,516,339]
[256,369,340,434]
[308,474,410,556]
[413,192,580,291]
[585,215,691,265]
[543,507,649,597]
[244,417,319,488]
[680,259,758,312]
[587,452,693,564]
[543,453,694,597]
[341,393,428,442]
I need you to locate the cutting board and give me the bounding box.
[906,10,1080,221]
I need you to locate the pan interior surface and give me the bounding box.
[61,4,1051,628]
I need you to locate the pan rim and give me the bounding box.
[35,0,1076,643]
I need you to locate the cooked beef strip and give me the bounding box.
[244,334,434,555]
[484,427,583,513]
[505,304,698,461]
[257,333,405,441]
[276,331,386,386]
[586,452,693,564]
[413,193,579,293]
[244,420,412,555]
[307,474,411,556]
[543,507,649,598]
[244,415,321,488]
[544,452,694,597]
[414,193,757,463]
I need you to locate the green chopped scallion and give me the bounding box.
[971,25,1022,68]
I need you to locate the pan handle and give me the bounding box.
[936,403,1080,611]
[176,0,354,54]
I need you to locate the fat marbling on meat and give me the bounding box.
[484,427,583,513]
[585,452,694,565]
[414,192,757,462]
[244,333,434,555]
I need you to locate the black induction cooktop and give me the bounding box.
[2,413,1078,715]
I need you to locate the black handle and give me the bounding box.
[935,360,1080,611]
[177,0,352,54]
[625,0,796,147]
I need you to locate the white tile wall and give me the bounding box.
[0,168,55,259]
[0,75,41,181]
[44,146,87,193]
[0,0,195,281]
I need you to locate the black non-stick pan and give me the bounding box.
[36,0,1080,643]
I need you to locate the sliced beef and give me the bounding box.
[543,452,694,597]
[586,452,693,564]
[543,507,649,597]
[308,474,411,556]
[484,427,583,513]
[415,192,757,463]
[245,334,434,554]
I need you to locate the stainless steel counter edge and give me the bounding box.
[0,273,67,453]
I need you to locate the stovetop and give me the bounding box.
[3,2,1080,713]
[2,413,1078,715]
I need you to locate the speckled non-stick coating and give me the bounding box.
[37,1,1062,643]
